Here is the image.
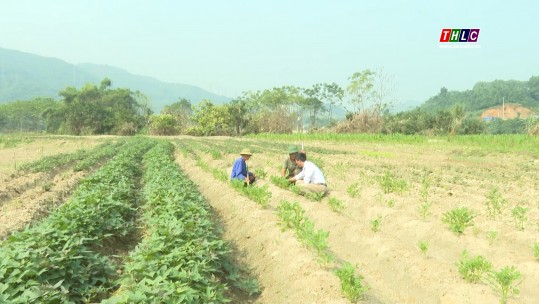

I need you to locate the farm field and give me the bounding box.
[0,133,538,303]
[174,134,539,304]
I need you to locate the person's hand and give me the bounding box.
[245,176,250,185]
[289,177,296,183]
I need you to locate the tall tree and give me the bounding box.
[347,69,375,113]
[162,98,193,132]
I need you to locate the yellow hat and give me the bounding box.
[239,148,253,156]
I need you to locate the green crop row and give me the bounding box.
[0,138,156,303]
[72,140,127,171]
[18,139,122,173]
[104,141,258,303]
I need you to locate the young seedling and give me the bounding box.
[488,266,521,304]
[386,198,395,208]
[335,262,369,302]
[418,240,429,256]
[486,230,498,245]
[420,174,430,203]
[511,205,528,231]
[210,149,221,159]
[533,242,539,261]
[347,182,361,198]
[270,175,290,189]
[379,171,408,194]
[304,191,325,203]
[442,207,475,235]
[254,168,267,179]
[485,187,508,220]
[328,197,345,213]
[371,216,382,232]
[418,202,432,220]
[457,250,492,283]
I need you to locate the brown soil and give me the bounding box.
[2,135,537,303]
[0,136,105,239]
[480,103,537,119]
[0,170,86,239]
[174,150,352,304]
[177,136,539,304]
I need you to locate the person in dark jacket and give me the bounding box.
[231,148,256,185]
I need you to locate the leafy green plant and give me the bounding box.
[418,240,429,256]
[485,187,508,219]
[328,197,345,213]
[371,216,382,232]
[347,182,361,198]
[457,250,492,283]
[442,207,475,235]
[488,266,521,304]
[276,201,332,264]
[211,168,229,182]
[418,202,432,220]
[254,168,267,179]
[486,230,498,245]
[511,205,528,231]
[276,200,306,231]
[41,182,53,192]
[335,262,368,302]
[270,175,291,189]
[533,242,539,261]
[306,191,325,203]
[230,179,271,208]
[420,174,430,203]
[210,149,221,159]
[379,171,409,194]
[386,198,395,208]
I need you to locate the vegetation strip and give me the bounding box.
[103,141,258,303]
[0,138,155,303]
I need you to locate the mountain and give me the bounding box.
[419,78,539,114]
[0,47,230,111]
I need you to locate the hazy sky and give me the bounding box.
[1,0,538,107]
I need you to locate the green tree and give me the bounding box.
[162,98,193,133]
[57,79,146,135]
[347,69,375,113]
[148,114,179,135]
[188,100,232,136]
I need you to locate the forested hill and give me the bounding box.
[0,47,230,111]
[420,77,539,113]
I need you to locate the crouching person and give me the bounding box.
[231,148,256,185]
[288,152,327,195]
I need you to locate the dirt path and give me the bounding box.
[174,150,351,304]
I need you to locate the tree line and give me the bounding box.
[1,73,538,136]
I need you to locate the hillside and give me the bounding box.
[0,47,230,111]
[420,78,539,114]
[480,103,537,120]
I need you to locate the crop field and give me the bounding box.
[1,133,538,303]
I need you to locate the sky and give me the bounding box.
[1,0,538,108]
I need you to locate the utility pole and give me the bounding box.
[502,97,505,119]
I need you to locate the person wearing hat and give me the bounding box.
[281,145,303,180]
[231,148,256,185]
[288,152,327,196]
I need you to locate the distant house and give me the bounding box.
[480,103,536,120]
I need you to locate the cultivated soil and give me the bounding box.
[174,136,539,304]
[2,135,537,303]
[0,136,106,239]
